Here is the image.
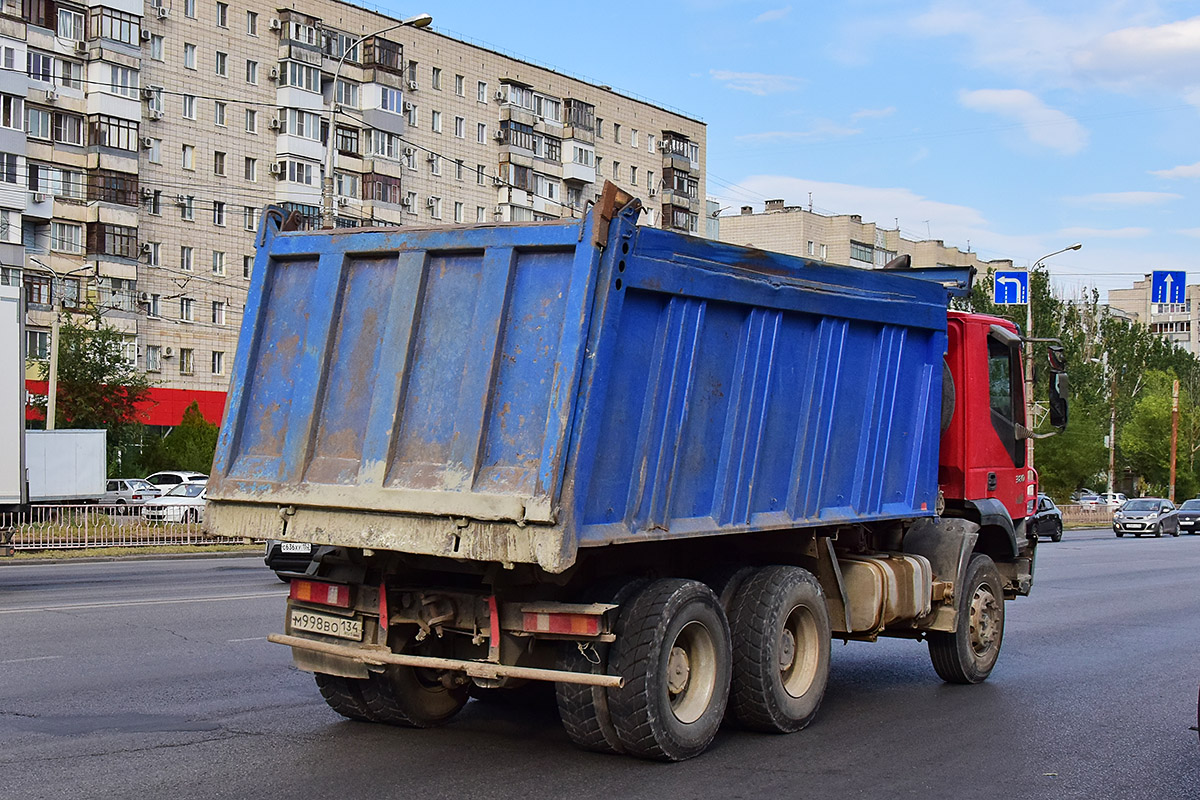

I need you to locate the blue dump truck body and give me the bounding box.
[208,199,952,572]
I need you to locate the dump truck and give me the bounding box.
[207,186,1066,761]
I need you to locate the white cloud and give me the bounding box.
[850,106,896,120]
[1151,162,1200,179]
[1072,16,1200,91]
[736,120,862,143]
[710,69,805,95]
[1177,228,1200,238]
[1063,191,1182,207]
[1056,226,1152,239]
[958,89,1088,154]
[753,5,791,24]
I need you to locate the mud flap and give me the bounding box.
[903,517,979,632]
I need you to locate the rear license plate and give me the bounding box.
[281,542,312,554]
[289,609,362,640]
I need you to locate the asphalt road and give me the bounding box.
[1,531,1197,800]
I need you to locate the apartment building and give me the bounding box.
[1108,276,1198,354]
[716,199,1010,274]
[0,0,706,425]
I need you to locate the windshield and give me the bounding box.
[130,479,155,491]
[1181,500,1200,510]
[165,483,206,498]
[1122,499,1159,512]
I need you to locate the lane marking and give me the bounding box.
[227,637,267,643]
[0,655,63,664]
[0,591,284,615]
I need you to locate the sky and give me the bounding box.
[386,1,1200,300]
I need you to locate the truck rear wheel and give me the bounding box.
[608,579,731,761]
[359,665,469,728]
[727,566,830,733]
[314,673,374,722]
[928,553,1005,684]
[555,577,647,754]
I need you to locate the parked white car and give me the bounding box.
[1098,492,1128,509]
[142,482,207,523]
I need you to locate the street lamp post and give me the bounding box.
[1026,243,1082,469]
[320,12,433,230]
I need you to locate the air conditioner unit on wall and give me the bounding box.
[44,88,58,102]
[269,18,281,30]
[268,162,283,175]
[141,186,153,197]
[148,110,163,121]
[337,197,349,207]
[268,67,279,80]
[648,188,657,197]
[141,29,152,41]
[494,89,505,101]
[140,242,153,253]
[407,80,418,91]
[157,6,169,19]
[425,196,436,208]
[400,196,412,207]
[163,346,174,357]
[492,130,504,141]
[31,192,48,203]
[268,117,281,130]
[74,40,88,54]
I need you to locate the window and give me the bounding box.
[182,144,194,170]
[109,65,138,98]
[215,1,227,27]
[181,195,195,221]
[289,21,318,45]
[571,146,593,167]
[613,123,621,144]
[180,297,194,322]
[182,95,196,119]
[0,211,19,244]
[147,138,161,164]
[335,172,359,198]
[211,351,225,375]
[849,241,874,264]
[213,151,226,176]
[180,348,195,375]
[150,35,164,61]
[322,30,360,62]
[428,196,441,219]
[455,74,464,96]
[51,222,83,253]
[430,66,441,90]
[476,206,486,223]
[245,60,258,84]
[630,165,637,185]
[26,107,51,139]
[146,345,161,371]
[89,7,140,45]
[0,154,15,184]
[454,116,464,138]
[455,160,463,180]
[612,160,620,180]
[368,131,402,160]
[335,125,358,155]
[180,246,193,270]
[184,43,196,70]
[987,333,1025,467]
[212,251,226,275]
[27,330,50,360]
[431,110,441,133]
[630,129,638,148]
[24,274,50,307]
[145,241,160,264]
[596,118,604,138]
[286,109,322,140]
[281,62,320,92]
[285,160,315,185]
[647,170,655,192]
[59,59,83,89]
[184,0,195,18]
[215,51,227,76]
[214,101,226,127]
[244,157,257,182]
[821,244,827,260]
[335,80,359,108]
[365,173,402,204]
[406,103,418,127]
[246,11,258,35]
[647,133,655,153]
[454,201,463,223]
[477,164,485,186]
[807,241,815,256]
[406,60,418,84]
[86,223,138,259]
[243,206,258,230]
[58,7,85,40]
[429,155,441,175]
[245,109,257,133]
[213,201,226,226]
[243,256,253,279]
[52,112,83,145]
[87,169,138,205]
[146,86,164,115]
[477,81,487,103]
[477,122,486,143]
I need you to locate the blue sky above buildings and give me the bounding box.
[402,1,1200,298]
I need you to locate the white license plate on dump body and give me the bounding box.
[281,542,312,553]
[290,609,362,640]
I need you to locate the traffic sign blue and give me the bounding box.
[994,270,1028,305]
[1151,270,1186,304]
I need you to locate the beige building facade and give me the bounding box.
[716,199,1010,274]
[0,0,705,423]
[1107,276,1197,353]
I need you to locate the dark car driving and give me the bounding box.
[1031,494,1063,542]
[1176,499,1200,534]
[1112,497,1179,538]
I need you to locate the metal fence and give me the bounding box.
[3,504,249,550]
[1061,504,1114,528]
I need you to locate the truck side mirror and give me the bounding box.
[1047,346,1068,430]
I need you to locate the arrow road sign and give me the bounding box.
[1151,270,1186,304]
[994,270,1028,305]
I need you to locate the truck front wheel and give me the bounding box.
[314,673,374,722]
[928,553,1005,684]
[359,665,469,728]
[608,579,732,761]
[727,566,830,733]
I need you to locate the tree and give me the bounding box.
[153,401,220,474]
[32,310,154,474]
[1118,370,1198,498]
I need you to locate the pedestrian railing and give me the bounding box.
[1061,504,1114,527]
[2,504,248,550]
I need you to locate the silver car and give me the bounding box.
[1113,498,1179,538]
[100,478,161,509]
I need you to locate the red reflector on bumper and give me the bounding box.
[522,611,600,637]
[290,579,351,609]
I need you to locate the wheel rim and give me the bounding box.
[779,603,820,698]
[666,620,718,725]
[968,584,1001,657]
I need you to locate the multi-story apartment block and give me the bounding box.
[1108,276,1198,353]
[0,0,705,425]
[716,199,1010,274]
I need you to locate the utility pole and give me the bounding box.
[1108,371,1117,493]
[1170,379,1179,502]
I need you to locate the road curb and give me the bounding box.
[0,549,261,566]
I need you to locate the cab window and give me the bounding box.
[987,333,1026,467]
